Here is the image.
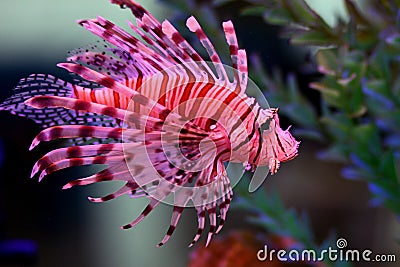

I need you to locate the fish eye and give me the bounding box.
[259,117,273,132]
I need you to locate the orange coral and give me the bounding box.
[188,231,312,267]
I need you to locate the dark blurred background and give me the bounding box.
[0,1,398,267]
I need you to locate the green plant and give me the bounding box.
[237,0,400,215]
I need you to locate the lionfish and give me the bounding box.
[0,0,299,246]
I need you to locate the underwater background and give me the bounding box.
[0,0,399,266]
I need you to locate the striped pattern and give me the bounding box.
[0,0,299,247]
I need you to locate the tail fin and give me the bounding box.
[0,74,76,128]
